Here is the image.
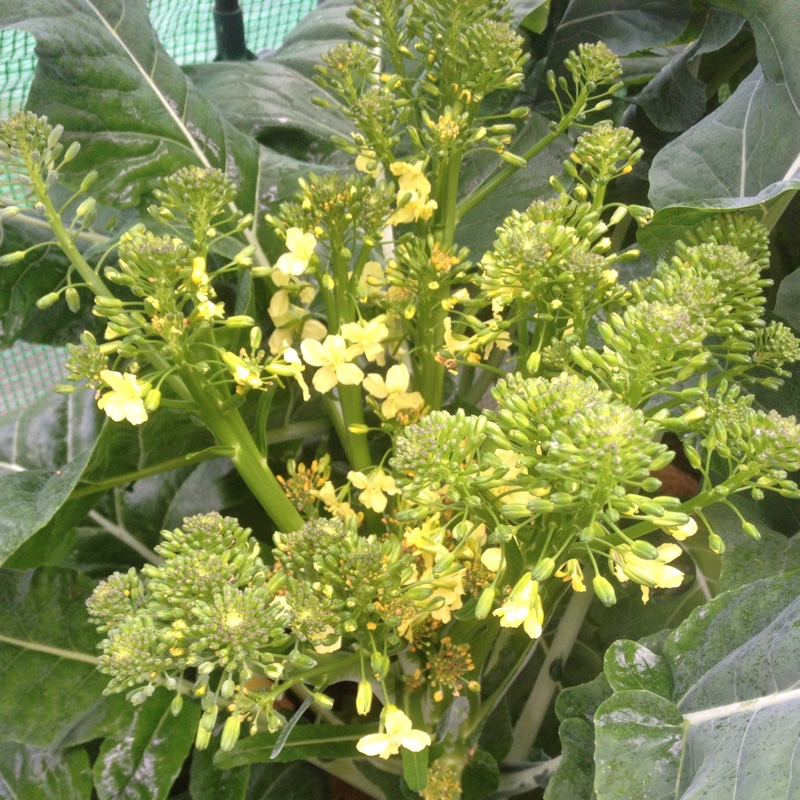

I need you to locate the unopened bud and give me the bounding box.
[170,695,184,716]
[220,714,241,751]
[144,388,161,412]
[356,680,373,715]
[65,286,80,312]
[75,197,96,219]
[531,557,555,581]
[370,651,390,680]
[0,250,27,266]
[225,315,256,328]
[707,532,725,554]
[475,586,496,619]
[593,576,617,607]
[630,540,659,560]
[195,722,212,751]
[498,151,527,168]
[741,522,760,540]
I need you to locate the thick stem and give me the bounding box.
[180,367,303,532]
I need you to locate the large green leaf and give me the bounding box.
[545,0,692,70]
[0,0,258,211]
[634,9,745,133]
[549,570,800,799]
[649,0,800,210]
[0,741,92,799]
[0,567,131,748]
[189,738,250,800]
[93,688,200,800]
[0,392,101,564]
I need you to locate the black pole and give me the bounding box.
[213,0,255,61]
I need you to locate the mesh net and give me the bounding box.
[0,0,317,414]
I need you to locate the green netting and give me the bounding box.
[0,0,317,415]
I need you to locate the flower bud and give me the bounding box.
[200,704,218,732]
[170,695,184,716]
[220,714,242,751]
[370,651,390,680]
[225,315,256,328]
[36,292,61,309]
[356,680,373,715]
[499,151,528,168]
[313,692,335,710]
[0,250,27,266]
[708,532,725,554]
[65,287,80,312]
[531,557,555,581]
[741,522,760,540]
[630,540,659,560]
[474,586,496,619]
[195,722,212,751]
[593,576,617,607]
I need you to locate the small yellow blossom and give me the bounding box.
[481,547,503,573]
[390,161,432,196]
[663,517,698,541]
[265,347,310,401]
[348,468,398,513]
[268,290,296,327]
[362,364,424,419]
[195,299,225,320]
[341,316,389,363]
[97,370,151,425]
[555,559,586,592]
[387,161,438,225]
[493,572,544,639]
[610,543,684,603]
[355,150,381,179]
[312,480,357,521]
[356,705,431,759]
[301,335,364,393]
[275,228,317,276]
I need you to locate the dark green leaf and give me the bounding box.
[602,640,673,699]
[0,741,92,799]
[0,567,132,747]
[510,0,551,31]
[401,746,428,793]
[546,0,691,70]
[0,392,101,563]
[649,67,800,209]
[214,723,378,768]
[189,738,250,800]
[461,748,500,800]
[542,718,594,800]
[634,9,745,133]
[0,0,259,215]
[246,762,332,800]
[93,689,200,800]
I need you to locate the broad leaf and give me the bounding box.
[649,67,800,209]
[0,741,92,799]
[0,567,131,748]
[189,738,250,800]
[634,9,745,133]
[510,0,550,31]
[214,723,377,768]
[550,570,800,799]
[93,688,200,800]
[545,0,692,72]
[0,392,101,564]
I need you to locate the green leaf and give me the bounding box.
[542,718,594,800]
[634,9,745,133]
[555,570,800,800]
[649,67,800,209]
[461,748,500,800]
[189,738,250,800]
[401,746,428,793]
[93,688,200,800]
[509,0,550,32]
[214,723,378,768]
[546,0,691,69]
[0,392,101,564]
[603,640,673,699]
[0,0,259,212]
[0,567,132,747]
[245,762,332,800]
[0,741,92,799]
[183,61,350,148]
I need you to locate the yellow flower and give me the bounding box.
[266,347,310,401]
[555,559,586,592]
[493,572,544,639]
[356,705,431,759]
[195,299,225,320]
[480,547,503,573]
[341,316,389,363]
[610,543,684,603]
[390,161,432,196]
[663,517,698,541]
[301,335,364,393]
[97,370,151,425]
[387,161,438,225]
[275,227,317,276]
[312,480,356,521]
[348,468,398,513]
[362,364,424,419]
[355,150,381,179]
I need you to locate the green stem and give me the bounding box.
[455,91,589,222]
[334,384,373,471]
[180,367,303,532]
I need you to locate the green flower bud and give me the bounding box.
[708,532,725,554]
[225,315,256,328]
[593,576,617,607]
[65,287,80,313]
[630,540,659,560]
[531,557,555,581]
[370,651,390,680]
[80,169,98,191]
[36,292,60,309]
[313,692,335,710]
[499,151,527,168]
[170,695,184,716]
[220,714,242,752]
[195,721,212,751]
[1,251,28,266]
[143,388,161,413]
[741,522,760,540]
[356,680,373,716]
[474,586,496,620]
[200,704,218,732]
